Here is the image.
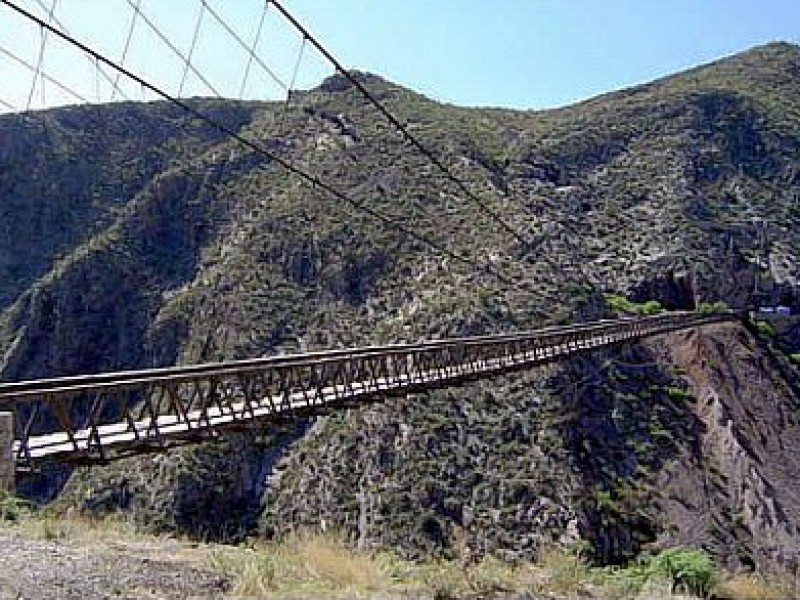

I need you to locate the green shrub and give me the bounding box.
[754,320,776,337]
[698,300,730,314]
[649,547,714,597]
[604,294,663,316]
[640,300,664,315]
[604,547,714,597]
[606,293,636,314]
[0,492,29,522]
[665,386,693,403]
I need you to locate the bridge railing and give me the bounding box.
[0,311,738,468]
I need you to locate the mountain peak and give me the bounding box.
[316,70,396,94]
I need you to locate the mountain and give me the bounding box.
[2,42,800,570]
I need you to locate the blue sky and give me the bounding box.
[0,0,797,112]
[290,0,799,108]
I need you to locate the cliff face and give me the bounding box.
[2,43,800,568]
[650,324,800,569]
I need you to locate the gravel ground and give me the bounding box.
[0,530,229,599]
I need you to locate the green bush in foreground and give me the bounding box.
[605,547,714,597]
[650,547,714,596]
[0,492,29,523]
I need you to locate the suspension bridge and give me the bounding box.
[0,1,749,490]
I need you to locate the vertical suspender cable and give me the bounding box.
[26,24,47,110]
[123,0,222,98]
[111,0,142,101]
[277,35,305,135]
[201,0,286,93]
[30,0,130,102]
[239,0,268,98]
[179,2,205,96]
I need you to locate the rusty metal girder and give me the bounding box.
[0,311,738,469]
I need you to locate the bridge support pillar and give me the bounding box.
[0,412,14,494]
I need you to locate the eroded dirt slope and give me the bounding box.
[647,323,800,570]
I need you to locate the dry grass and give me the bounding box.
[406,556,518,599]
[210,534,545,599]
[714,572,799,600]
[210,534,393,599]
[211,538,620,600]
[3,507,169,550]
[526,545,593,598]
[6,510,798,600]
[5,510,141,542]
[0,508,216,569]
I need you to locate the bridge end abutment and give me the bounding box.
[0,412,14,494]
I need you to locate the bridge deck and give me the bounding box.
[0,312,738,469]
[17,343,585,460]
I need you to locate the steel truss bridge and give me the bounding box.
[0,311,737,472]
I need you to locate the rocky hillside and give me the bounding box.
[2,43,800,570]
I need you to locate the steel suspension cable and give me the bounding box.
[0,0,515,287]
[179,1,205,96]
[201,0,287,93]
[0,96,16,112]
[92,56,100,100]
[123,0,222,98]
[276,35,306,135]
[286,35,305,99]
[110,0,142,101]
[0,44,89,104]
[31,0,131,102]
[267,0,533,249]
[26,0,56,110]
[238,0,268,98]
